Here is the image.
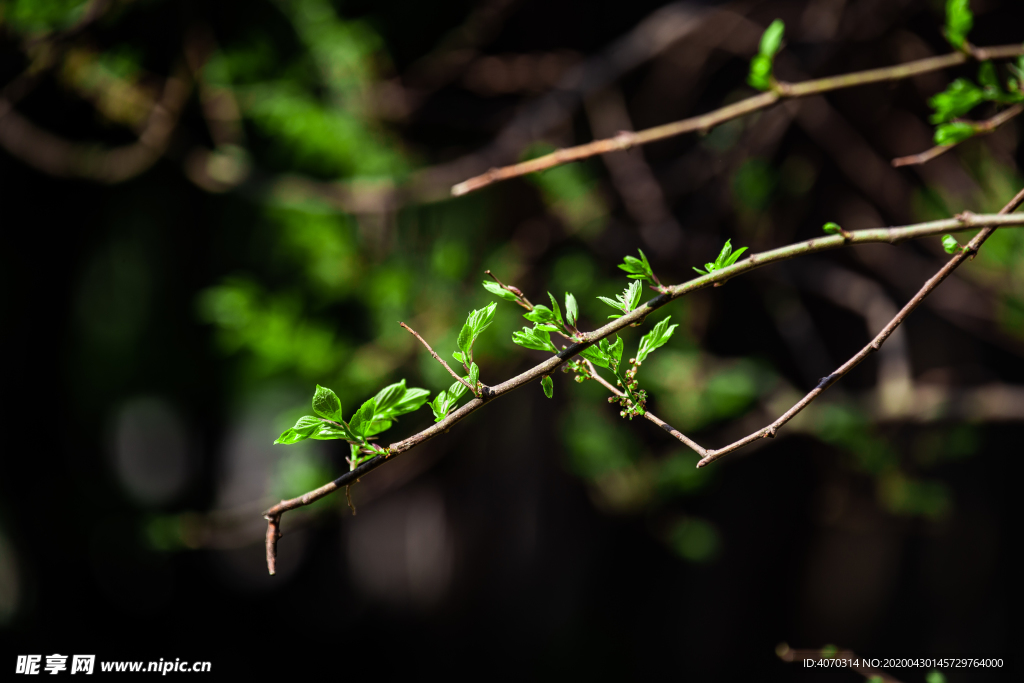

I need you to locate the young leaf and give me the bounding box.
[541,375,553,399]
[934,121,976,145]
[453,350,465,364]
[547,292,564,325]
[928,79,984,123]
[448,379,469,401]
[347,397,377,439]
[637,316,679,363]
[473,301,498,337]
[617,249,655,283]
[457,320,473,356]
[822,222,842,235]
[580,344,610,368]
[363,419,393,437]
[942,234,962,254]
[523,305,555,323]
[469,362,480,387]
[944,0,973,49]
[747,19,784,91]
[608,335,624,363]
[387,387,431,417]
[274,429,306,445]
[565,292,579,327]
[312,385,343,421]
[483,280,519,302]
[512,326,557,353]
[373,380,407,416]
[429,390,450,422]
[695,239,749,275]
[535,323,561,332]
[598,281,643,316]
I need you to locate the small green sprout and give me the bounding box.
[944,0,973,50]
[693,239,748,275]
[942,234,964,254]
[747,19,785,91]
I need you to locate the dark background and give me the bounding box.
[1,0,1021,679]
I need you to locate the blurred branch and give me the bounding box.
[263,205,1024,573]
[891,102,1024,168]
[0,66,192,182]
[450,43,1024,196]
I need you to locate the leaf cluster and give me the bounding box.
[429,379,470,422]
[928,61,1024,145]
[598,280,643,319]
[617,249,657,285]
[693,239,748,275]
[275,381,429,446]
[747,19,785,92]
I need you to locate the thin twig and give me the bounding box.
[892,102,1024,167]
[450,44,1024,196]
[584,360,707,456]
[697,187,1024,467]
[400,322,477,395]
[262,207,1024,572]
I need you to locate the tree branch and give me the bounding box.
[450,43,1024,196]
[696,187,1024,468]
[400,322,477,395]
[584,360,707,456]
[892,102,1024,168]
[262,207,1024,572]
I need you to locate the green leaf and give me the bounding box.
[934,121,976,145]
[523,305,555,323]
[617,249,655,283]
[387,387,430,416]
[457,321,473,356]
[547,292,564,325]
[696,239,749,275]
[625,280,642,312]
[942,234,962,254]
[458,301,498,358]
[363,419,393,437]
[944,0,973,49]
[347,397,377,438]
[535,323,560,332]
[822,222,842,234]
[469,362,480,387]
[312,384,343,421]
[473,301,497,337]
[512,326,557,353]
[608,335,624,363]
[448,379,469,401]
[747,20,784,91]
[598,281,643,316]
[453,350,465,364]
[580,344,610,368]
[292,415,326,436]
[747,54,773,91]
[309,425,349,440]
[978,61,998,90]
[928,78,984,123]
[483,280,519,301]
[373,380,407,416]
[429,390,450,422]
[565,292,579,327]
[637,316,679,363]
[759,19,785,57]
[541,375,553,399]
[274,428,306,445]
